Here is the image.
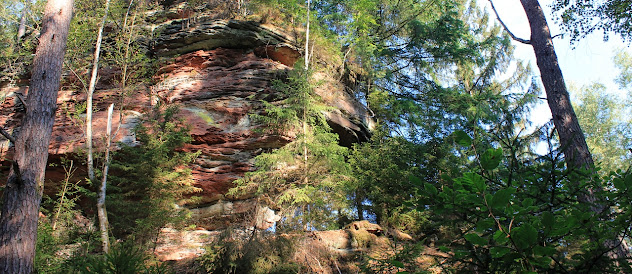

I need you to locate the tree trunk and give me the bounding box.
[17,7,27,41]
[97,103,114,253]
[520,0,593,171]
[0,0,73,272]
[304,0,310,70]
[87,0,112,183]
[520,0,630,261]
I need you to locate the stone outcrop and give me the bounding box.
[1,15,374,226]
[152,19,297,61]
[153,221,433,273]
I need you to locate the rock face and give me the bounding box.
[152,19,297,62]
[0,15,373,226]
[153,48,292,206]
[152,220,431,273]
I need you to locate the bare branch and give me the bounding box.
[0,126,15,143]
[14,92,27,111]
[552,33,564,40]
[488,0,531,45]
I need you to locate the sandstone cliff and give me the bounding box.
[0,8,373,226]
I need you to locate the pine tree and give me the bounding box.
[0,0,73,272]
[231,67,351,230]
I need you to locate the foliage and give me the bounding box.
[107,105,200,244]
[572,82,632,174]
[615,48,632,90]
[231,67,351,231]
[36,158,102,273]
[64,0,102,90]
[102,0,154,89]
[349,129,429,231]
[35,221,64,273]
[0,0,42,85]
[413,130,632,272]
[63,241,170,274]
[198,229,300,274]
[552,0,632,43]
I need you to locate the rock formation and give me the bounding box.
[0,9,373,227]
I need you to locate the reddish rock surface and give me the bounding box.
[1,18,373,225]
[153,48,294,205]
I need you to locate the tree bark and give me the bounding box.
[0,0,74,272]
[304,0,310,70]
[17,7,27,41]
[87,0,112,183]
[97,103,114,253]
[520,0,592,171]
[520,0,630,261]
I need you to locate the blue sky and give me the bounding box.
[481,0,630,126]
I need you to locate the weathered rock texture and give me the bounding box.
[153,221,444,273]
[1,15,373,224]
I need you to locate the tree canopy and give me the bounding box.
[552,0,632,42]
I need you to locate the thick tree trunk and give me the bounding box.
[520,0,592,170]
[0,0,73,272]
[520,0,630,262]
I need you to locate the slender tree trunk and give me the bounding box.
[0,0,73,272]
[17,7,27,41]
[355,192,364,220]
[87,0,111,182]
[120,0,137,94]
[302,0,310,185]
[97,103,114,253]
[304,0,310,70]
[520,0,630,261]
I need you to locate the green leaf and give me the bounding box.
[541,211,554,232]
[625,174,632,188]
[533,245,556,256]
[493,229,508,244]
[391,260,405,268]
[480,148,503,170]
[614,177,626,191]
[409,175,423,187]
[513,223,538,249]
[424,182,438,196]
[491,188,515,210]
[476,219,495,232]
[464,233,487,246]
[440,173,453,183]
[453,130,472,147]
[462,172,486,192]
[490,246,511,258]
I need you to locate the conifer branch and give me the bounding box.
[488,0,531,45]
